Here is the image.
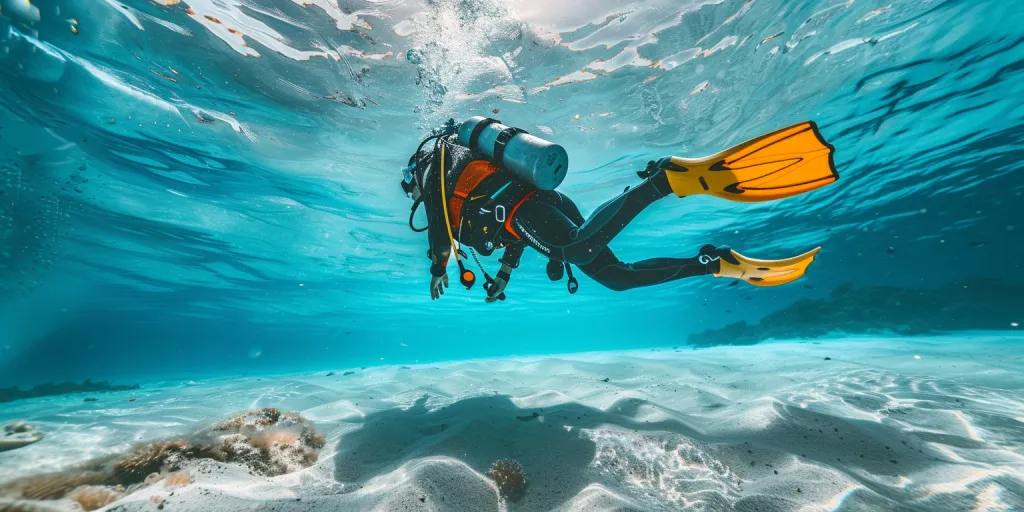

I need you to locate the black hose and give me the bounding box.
[408,197,428,232]
[406,133,455,233]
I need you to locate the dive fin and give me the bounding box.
[714,247,821,287]
[663,122,838,202]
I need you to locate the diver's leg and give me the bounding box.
[578,247,716,291]
[545,192,584,279]
[561,173,672,265]
[553,191,586,225]
[512,179,677,267]
[510,191,581,261]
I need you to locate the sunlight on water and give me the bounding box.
[1,0,1023,510]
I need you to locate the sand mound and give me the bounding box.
[1,336,1021,511]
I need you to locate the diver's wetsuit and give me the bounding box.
[511,181,716,291]
[418,139,717,291]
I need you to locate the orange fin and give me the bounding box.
[663,122,838,202]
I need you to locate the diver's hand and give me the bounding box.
[430,273,448,300]
[485,264,512,303]
[485,277,507,303]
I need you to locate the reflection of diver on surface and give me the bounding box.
[402,117,838,302]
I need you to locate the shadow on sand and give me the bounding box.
[332,394,698,510]
[328,393,950,511]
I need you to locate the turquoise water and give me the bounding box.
[1,0,1022,384]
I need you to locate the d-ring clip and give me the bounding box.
[698,254,721,265]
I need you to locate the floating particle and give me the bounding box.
[151,69,177,83]
[913,355,921,360]
[492,108,500,114]
[1012,323,1019,328]
[691,81,710,95]
[859,6,891,23]
[573,114,580,120]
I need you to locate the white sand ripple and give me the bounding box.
[1,335,1022,511]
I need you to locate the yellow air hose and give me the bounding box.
[438,141,474,287]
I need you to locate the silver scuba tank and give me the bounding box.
[457,116,568,191]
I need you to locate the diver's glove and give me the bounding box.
[485,264,512,303]
[429,270,448,300]
[430,273,448,300]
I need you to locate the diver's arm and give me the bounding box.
[426,218,451,277]
[485,243,524,303]
[422,154,451,278]
[499,242,525,270]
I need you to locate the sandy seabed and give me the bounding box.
[1,334,1022,511]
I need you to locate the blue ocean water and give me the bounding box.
[0,0,1022,385]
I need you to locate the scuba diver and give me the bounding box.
[401,117,838,302]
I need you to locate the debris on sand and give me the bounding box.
[0,421,43,452]
[487,459,526,502]
[0,409,324,510]
[515,412,540,422]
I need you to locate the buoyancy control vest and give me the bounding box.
[403,118,575,297]
[405,117,566,253]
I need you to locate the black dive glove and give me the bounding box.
[484,263,513,303]
[429,261,448,300]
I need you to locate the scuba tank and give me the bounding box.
[457,116,568,191]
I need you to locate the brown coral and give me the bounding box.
[163,472,192,488]
[216,408,281,431]
[487,459,526,502]
[0,409,325,510]
[69,485,125,511]
[4,471,108,501]
[112,440,192,482]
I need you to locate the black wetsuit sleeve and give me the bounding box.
[499,242,525,269]
[422,149,451,276]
